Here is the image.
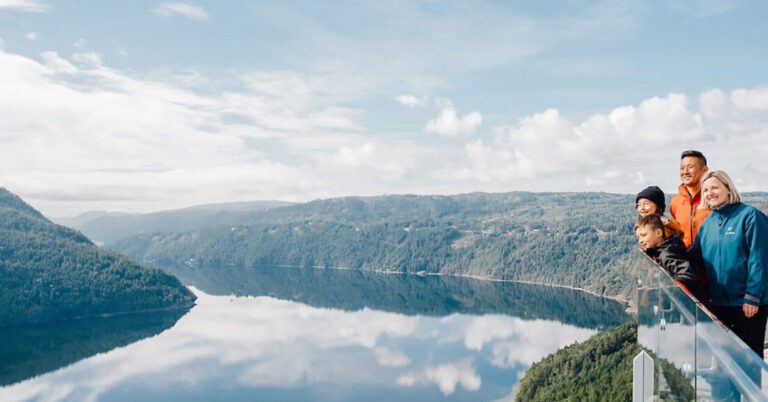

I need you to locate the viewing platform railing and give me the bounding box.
[635,258,768,401]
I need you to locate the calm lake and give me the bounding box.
[0,266,630,401]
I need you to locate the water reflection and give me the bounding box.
[1,290,609,402]
[0,309,187,386]
[172,265,629,329]
[0,267,630,401]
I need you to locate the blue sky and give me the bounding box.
[1,0,767,215]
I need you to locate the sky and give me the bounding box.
[1,0,767,216]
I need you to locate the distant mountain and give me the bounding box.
[109,191,768,301]
[54,200,294,244]
[0,188,196,327]
[49,210,132,228]
[112,192,646,299]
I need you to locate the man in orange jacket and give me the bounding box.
[670,150,711,248]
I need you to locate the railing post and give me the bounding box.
[633,350,654,402]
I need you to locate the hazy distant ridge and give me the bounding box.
[53,200,294,244]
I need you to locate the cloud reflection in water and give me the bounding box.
[0,288,599,401]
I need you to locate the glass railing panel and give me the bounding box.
[656,270,697,401]
[637,258,661,355]
[636,255,768,401]
[695,305,768,401]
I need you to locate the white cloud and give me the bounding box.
[731,87,768,113]
[73,38,87,48]
[332,143,377,167]
[374,347,411,368]
[397,358,481,396]
[330,142,416,180]
[449,93,713,186]
[0,0,47,12]
[699,88,727,120]
[2,44,768,216]
[395,94,427,108]
[40,51,78,74]
[24,31,39,40]
[0,48,429,216]
[151,2,209,22]
[425,98,482,137]
[435,87,768,195]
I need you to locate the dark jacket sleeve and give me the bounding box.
[658,244,700,294]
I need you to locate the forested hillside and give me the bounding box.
[111,192,768,301]
[515,323,639,401]
[0,188,196,326]
[515,322,694,401]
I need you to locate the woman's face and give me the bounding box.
[636,199,658,217]
[703,177,729,208]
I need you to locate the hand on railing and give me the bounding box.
[743,304,758,318]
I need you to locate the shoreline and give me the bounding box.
[270,264,632,306]
[0,303,194,330]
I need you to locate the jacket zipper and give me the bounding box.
[688,189,695,239]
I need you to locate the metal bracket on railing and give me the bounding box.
[696,355,718,374]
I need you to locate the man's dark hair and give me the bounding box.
[680,150,707,166]
[634,214,664,232]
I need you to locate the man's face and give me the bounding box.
[636,199,659,217]
[703,177,728,208]
[679,156,708,188]
[635,225,663,251]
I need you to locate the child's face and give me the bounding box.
[635,224,663,251]
[636,199,658,217]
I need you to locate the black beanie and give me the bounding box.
[636,186,666,213]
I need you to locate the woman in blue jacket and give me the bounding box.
[689,170,768,357]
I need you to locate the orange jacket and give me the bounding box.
[661,216,684,241]
[670,184,711,248]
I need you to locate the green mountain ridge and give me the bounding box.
[514,323,640,401]
[0,187,196,327]
[111,191,768,301]
[111,192,642,299]
[515,322,695,401]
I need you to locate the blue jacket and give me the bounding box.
[689,203,768,307]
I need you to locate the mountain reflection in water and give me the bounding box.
[0,266,629,402]
[0,309,187,386]
[174,265,629,328]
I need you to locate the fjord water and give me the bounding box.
[0,267,629,401]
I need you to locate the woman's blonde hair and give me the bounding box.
[700,170,741,210]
